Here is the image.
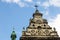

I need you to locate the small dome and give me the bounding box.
[33,10,43,17]
[43,19,47,22]
[43,19,48,24]
[11,31,17,38]
[11,31,16,35]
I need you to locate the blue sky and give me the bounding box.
[0,0,60,40]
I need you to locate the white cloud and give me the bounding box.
[45,10,49,15]
[1,0,12,3]
[1,0,20,3]
[24,0,33,2]
[48,14,60,36]
[18,2,27,7]
[36,1,41,5]
[42,1,50,8]
[1,0,27,7]
[12,0,20,3]
[42,0,60,8]
[1,0,60,8]
[49,0,60,7]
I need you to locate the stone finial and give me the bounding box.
[23,27,25,31]
[35,5,38,10]
[54,27,56,31]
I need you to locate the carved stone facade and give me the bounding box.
[20,6,60,40]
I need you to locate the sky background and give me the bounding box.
[0,0,60,40]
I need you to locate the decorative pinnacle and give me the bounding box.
[35,5,38,10]
[23,27,25,29]
[54,27,56,31]
[23,27,25,31]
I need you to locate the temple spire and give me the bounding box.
[34,5,39,13]
[35,5,38,10]
[33,5,43,17]
[11,26,17,40]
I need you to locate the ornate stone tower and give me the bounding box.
[11,28,17,40]
[20,5,60,40]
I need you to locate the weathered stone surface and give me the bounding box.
[20,6,60,40]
